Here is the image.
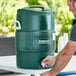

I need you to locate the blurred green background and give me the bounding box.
[0,0,74,36]
[0,0,74,52]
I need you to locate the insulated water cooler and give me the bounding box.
[15,6,55,69]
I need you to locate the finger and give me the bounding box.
[41,62,46,67]
[41,62,50,68]
[41,60,51,67]
[42,55,51,62]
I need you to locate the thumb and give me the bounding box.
[42,56,51,62]
[41,56,51,67]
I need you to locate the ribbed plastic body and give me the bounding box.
[15,6,55,69]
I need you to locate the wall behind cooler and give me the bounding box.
[0,36,15,73]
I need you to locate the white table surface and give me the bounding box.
[0,55,76,75]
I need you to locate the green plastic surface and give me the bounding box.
[15,6,55,69]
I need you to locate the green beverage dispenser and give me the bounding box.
[15,6,55,69]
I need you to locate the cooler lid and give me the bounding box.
[17,6,54,15]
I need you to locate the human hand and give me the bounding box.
[41,56,56,67]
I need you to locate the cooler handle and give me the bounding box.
[14,20,21,30]
[27,6,45,11]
